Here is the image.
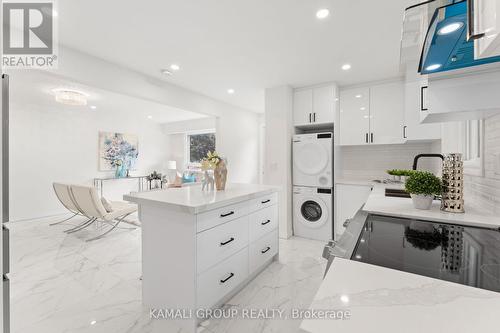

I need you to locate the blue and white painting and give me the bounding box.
[99,132,139,171]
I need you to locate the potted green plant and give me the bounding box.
[405,171,442,210]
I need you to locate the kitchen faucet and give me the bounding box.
[412,154,444,171]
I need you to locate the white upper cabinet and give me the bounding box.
[293,89,313,126]
[339,81,405,146]
[425,69,500,123]
[293,85,337,126]
[339,87,370,145]
[370,82,405,145]
[474,0,500,59]
[404,80,441,141]
[312,85,335,124]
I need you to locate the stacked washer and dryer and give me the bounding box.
[292,132,333,241]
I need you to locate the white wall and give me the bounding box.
[163,118,216,135]
[264,86,294,239]
[9,102,169,221]
[44,46,261,185]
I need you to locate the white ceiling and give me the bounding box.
[57,0,415,113]
[9,71,207,123]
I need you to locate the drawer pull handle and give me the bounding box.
[261,220,271,226]
[220,211,235,218]
[220,237,235,246]
[220,273,234,284]
[261,246,271,254]
[261,199,271,204]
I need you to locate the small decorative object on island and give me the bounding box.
[201,151,227,191]
[441,153,465,213]
[201,170,215,191]
[405,171,442,210]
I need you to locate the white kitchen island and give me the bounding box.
[124,183,279,333]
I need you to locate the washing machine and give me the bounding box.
[293,186,333,241]
[293,132,333,187]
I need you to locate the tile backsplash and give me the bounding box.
[338,142,442,180]
[462,114,500,214]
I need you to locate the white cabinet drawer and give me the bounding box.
[197,216,249,274]
[248,192,277,213]
[197,200,248,233]
[249,230,278,274]
[197,247,249,309]
[249,205,278,242]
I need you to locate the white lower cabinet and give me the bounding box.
[197,247,249,309]
[335,184,372,238]
[195,194,278,311]
[249,229,279,273]
[249,205,279,242]
[196,216,249,274]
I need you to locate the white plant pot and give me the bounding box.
[410,194,434,210]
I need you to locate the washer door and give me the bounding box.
[293,142,328,176]
[295,196,328,229]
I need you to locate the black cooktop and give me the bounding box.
[352,215,500,293]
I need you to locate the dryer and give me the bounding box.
[293,186,332,241]
[293,132,333,188]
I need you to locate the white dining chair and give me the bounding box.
[68,184,138,242]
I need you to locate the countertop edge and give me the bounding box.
[124,186,279,214]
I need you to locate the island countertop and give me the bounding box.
[301,258,500,333]
[124,183,280,214]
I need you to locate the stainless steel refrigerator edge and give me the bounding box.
[1,73,10,333]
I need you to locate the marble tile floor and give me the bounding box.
[7,214,326,333]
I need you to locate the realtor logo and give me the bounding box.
[2,0,58,68]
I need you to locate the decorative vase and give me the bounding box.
[441,153,465,213]
[120,166,128,178]
[410,194,433,210]
[115,165,123,178]
[214,160,227,191]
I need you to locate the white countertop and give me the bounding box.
[300,258,500,333]
[124,183,279,214]
[363,183,500,229]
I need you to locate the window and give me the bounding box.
[187,131,216,164]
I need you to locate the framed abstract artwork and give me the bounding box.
[99,132,139,171]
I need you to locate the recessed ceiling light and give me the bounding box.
[437,22,463,35]
[170,64,180,71]
[52,88,89,106]
[90,320,97,326]
[340,295,350,304]
[355,94,362,98]
[160,69,172,76]
[227,89,235,94]
[90,105,97,110]
[360,107,366,111]
[425,63,442,71]
[316,9,330,19]
[147,115,153,119]
[355,254,362,259]
[341,64,351,71]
